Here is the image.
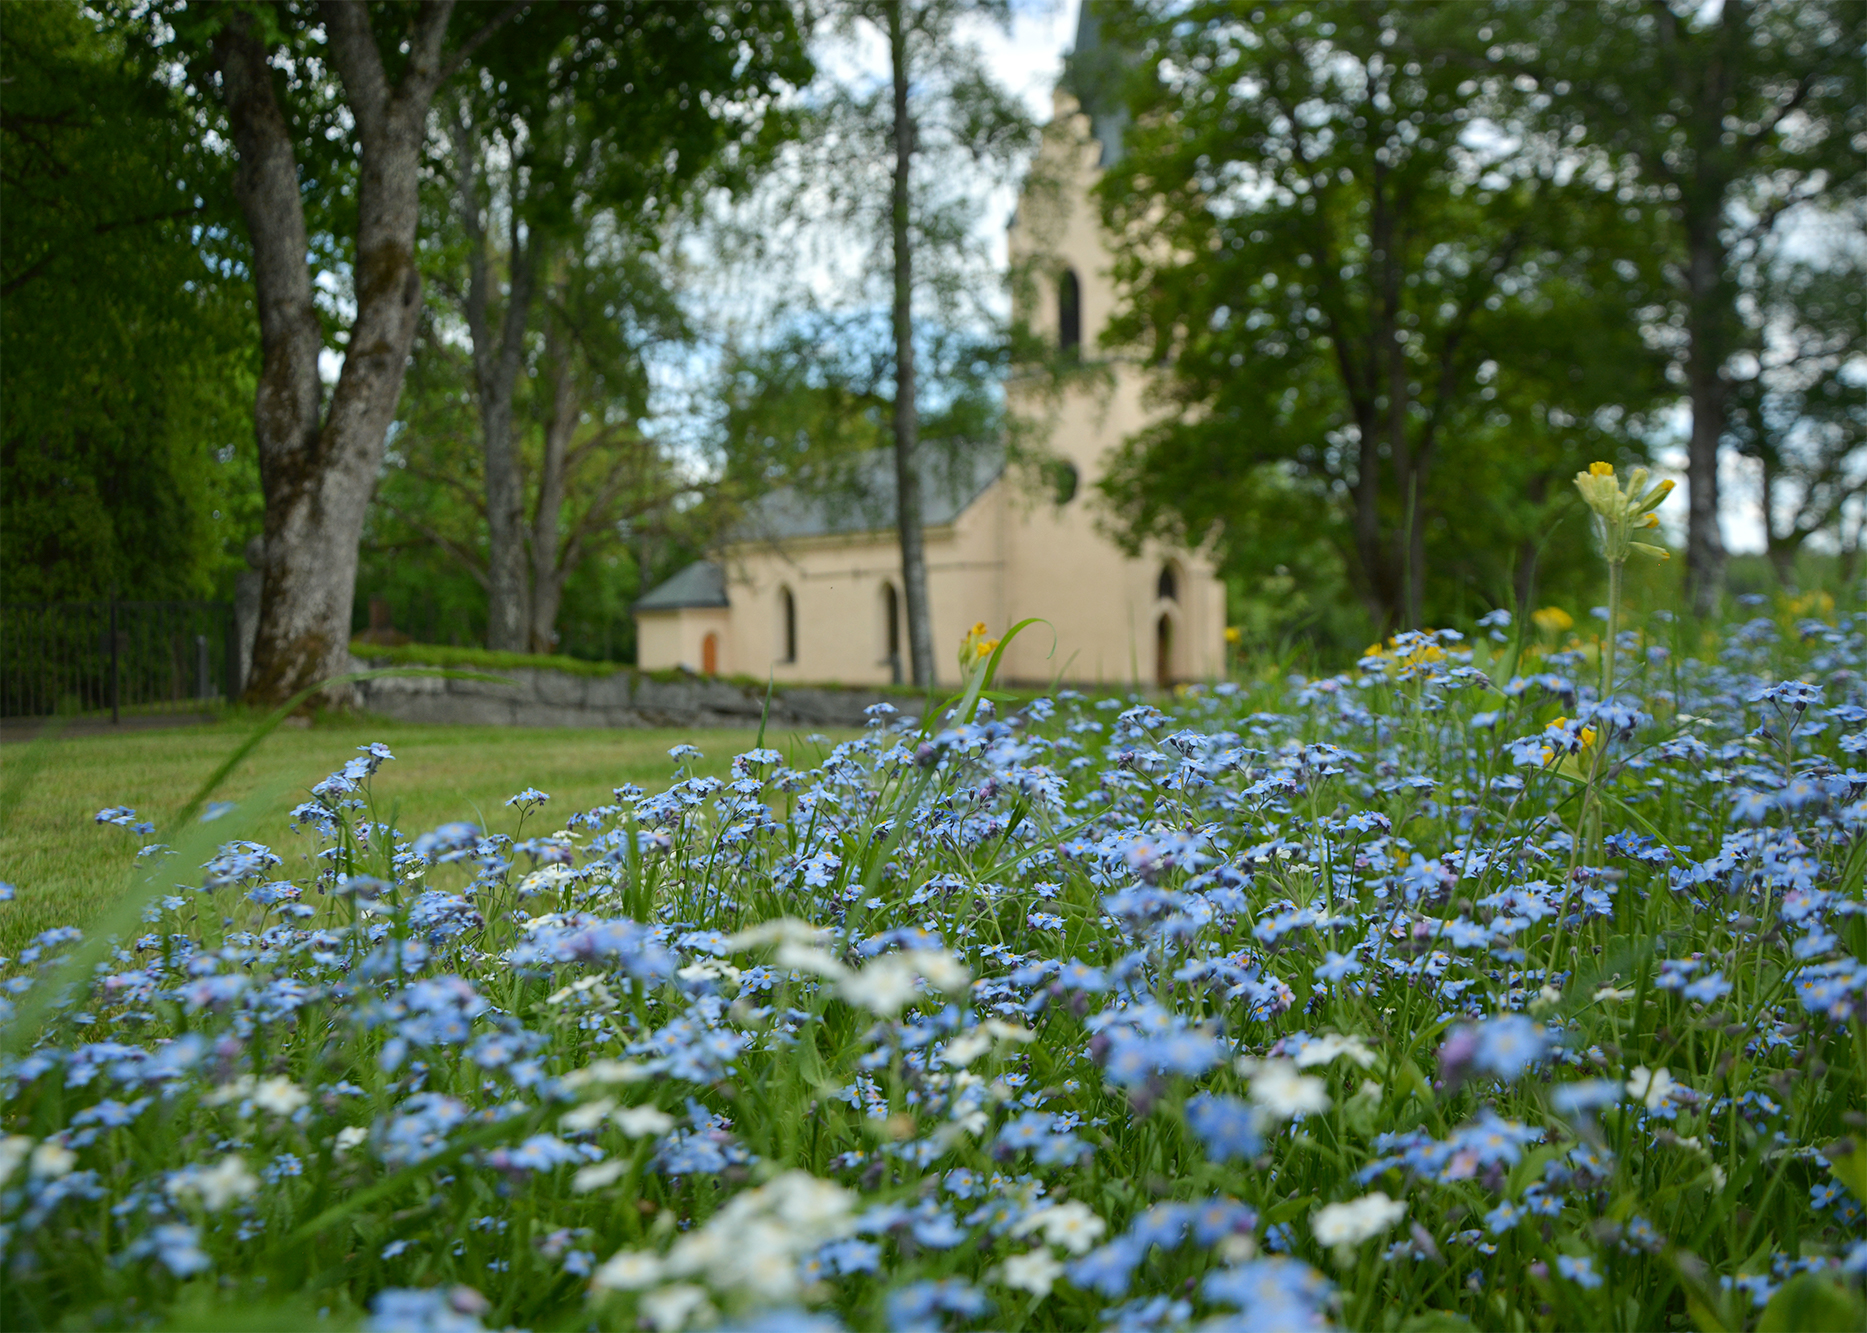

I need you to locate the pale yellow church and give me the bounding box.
[633,58,1226,690]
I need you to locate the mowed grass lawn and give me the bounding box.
[0,717,858,955]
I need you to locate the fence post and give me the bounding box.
[225,604,239,705]
[109,598,120,725]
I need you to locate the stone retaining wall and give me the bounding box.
[355,660,922,730]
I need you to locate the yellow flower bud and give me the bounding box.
[1575,462,1674,567]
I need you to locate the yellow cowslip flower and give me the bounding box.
[1224,626,1242,645]
[1787,590,1835,622]
[1361,632,1446,677]
[1542,716,1598,778]
[1532,606,1574,635]
[958,623,998,675]
[1574,461,1674,565]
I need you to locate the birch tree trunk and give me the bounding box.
[887,0,936,687]
[213,0,511,703]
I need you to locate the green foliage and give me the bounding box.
[1483,0,1867,602]
[1723,255,1867,582]
[1087,0,1672,650]
[381,0,812,654]
[0,0,259,603]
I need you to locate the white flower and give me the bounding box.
[734,1239,801,1300]
[203,1076,257,1107]
[725,917,832,951]
[560,1097,617,1134]
[333,1126,368,1154]
[757,1171,857,1232]
[591,1249,663,1291]
[1249,1059,1331,1118]
[941,1031,994,1068]
[640,1283,711,1333]
[0,1135,33,1187]
[178,1155,259,1210]
[1012,1200,1107,1255]
[676,960,741,989]
[612,1105,677,1138]
[1626,1066,1675,1110]
[1217,1233,1258,1264]
[519,864,576,896]
[904,948,971,993]
[840,957,920,1016]
[547,975,618,1009]
[1312,1191,1407,1246]
[572,1160,629,1194]
[252,1077,308,1117]
[597,1170,853,1304]
[941,1020,1034,1068]
[1001,1248,1064,1297]
[775,942,852,982]
[29,1140,75,1180]
[562,1058,651,1090]
[1293,1033,1377,1070]
[1593,985,1635,1003]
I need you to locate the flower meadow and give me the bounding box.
[6,593,1867,1331]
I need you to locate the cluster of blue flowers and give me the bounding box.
[3,606,1866,1331]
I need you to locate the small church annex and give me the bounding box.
[633,45,1226,690]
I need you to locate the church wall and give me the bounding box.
[635,607,732,677]
[704,480,1014,689]
[995,94,1229,687]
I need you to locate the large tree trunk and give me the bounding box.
[1349,407,1390,633]
[528,328,578,653]
[215,1,471,704]
[1682,219,1729,616]
[451,109,539,652]
[213,17,325,703]
[887,1,935,687]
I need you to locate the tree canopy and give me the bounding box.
[1090,0,1672,638]
[1,0,256,604]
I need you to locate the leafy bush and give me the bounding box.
[5,586,1867,1330]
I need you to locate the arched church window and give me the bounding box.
[1046,459,1079,505]
[1157,563,1179,603]
[779,586,797,663]
[1058,268,1082,352]
[881,582,901,683]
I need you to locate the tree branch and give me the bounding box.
[375,496,490,587]
[1,204,204,298]
[436,2,530,86]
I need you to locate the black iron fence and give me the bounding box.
[1,601,238,720]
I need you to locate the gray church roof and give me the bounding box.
[729,446,1005,545]
[1064,0,1131,166]
[632,446,1005,614]
[633,559,729,611]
